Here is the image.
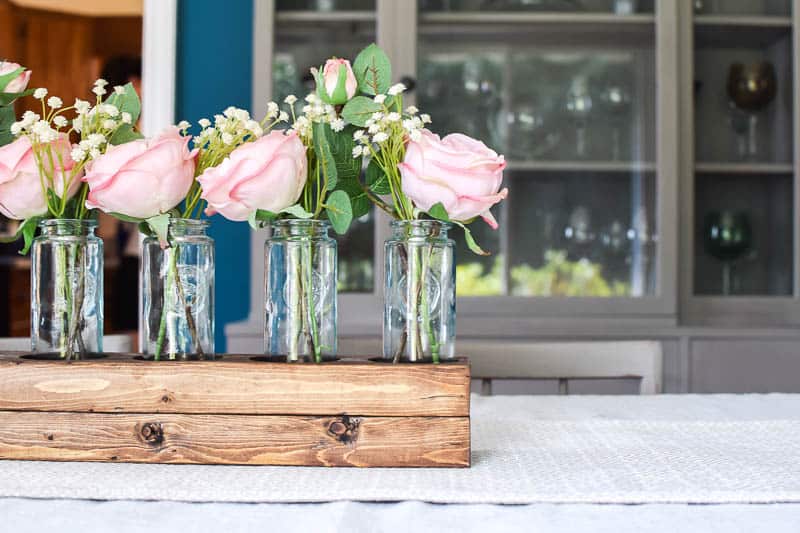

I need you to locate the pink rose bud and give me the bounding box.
[0,61,32,93]
[84,127,197,219]
[317,58,357,105]
[198,130,307,222]
[0,135,80,220]
[399,130,508,229]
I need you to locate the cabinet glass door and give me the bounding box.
[692,0,794,296]
[417,1,658,298]
[273,3,376,293]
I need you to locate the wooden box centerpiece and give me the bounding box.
[0,353,470,468]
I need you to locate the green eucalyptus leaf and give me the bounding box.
[109,212,145,224]
[324,190,353,235]
[427,202,451,222]
[0,88,33,107]
[105,82,142,124]
[108,123,143,146]
[0,216,42,255]
[341,96,382,127]
[145,213,171,248]
[366,158,390,195]
[312,121,338,190]
[281,204,315,219]
[138,221,154,237]
[352,44,391,95]
[334,179,369,219]
[247,209,277,230]
[0,105,15,146]
[324,123,360,185]
[455,221,489,256]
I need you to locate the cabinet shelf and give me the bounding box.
[695,162,794,174]
[508,160,656,173]
[420,12,654,25]
[694,15,792,48]
[275,10,374,23]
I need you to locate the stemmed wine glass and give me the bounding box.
[565,76,593,159]
[598,81,632,160]
[703,211,752,295]
[726,62,776,161]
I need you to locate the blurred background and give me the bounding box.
[2,0,799,394]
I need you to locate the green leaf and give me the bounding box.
[334,179,370,219]
[312,121,338,190]
[105,82,142,124]
[352,44,391,95]
[109,212,145,224]
[0,67,24,92]
[138,221,154,237]
[0,88,33,107]
[341,96,382,127]
[0,105,15,146]
[324,123,360,185]
[281,204,314,219]
[247,209,275,230]
[0,216,43,255]
[324,190,353,235]
[366,158,390,194]
[427,202,451,222]
[145,213,171,248]
[108,123,144,146]
[455,221,489,256]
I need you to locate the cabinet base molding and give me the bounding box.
[0,353,471,468]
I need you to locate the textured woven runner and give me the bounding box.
[2,394,800,505]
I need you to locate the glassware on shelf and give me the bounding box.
[30,220,103,360]
[613,0,637,15]
[384,221,455,363]
[140,220,215,361]
[598,80,632,160]
[726,61,777,161]
[265,220,337,363]
[565,76,593,159]
[703,211,753,295]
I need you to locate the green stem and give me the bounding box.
[153,246,178,360]
[420,242,439,363]
[56,245,69,359]
[305,240,321,363]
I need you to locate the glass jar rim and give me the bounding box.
[271,219,331,228]
[170,218,210,227]
[390,219,452,230]
[38,218,98,229]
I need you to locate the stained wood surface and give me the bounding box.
[0,411,470,467]
[0,354,470,417]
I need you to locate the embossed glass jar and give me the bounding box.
[31,219,103,359]
[264,219,337,362]
[383,220,456,363]
[140,219,215,360]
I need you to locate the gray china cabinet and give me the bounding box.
[227,0,800,393]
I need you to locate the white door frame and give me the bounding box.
[141,0,177,136]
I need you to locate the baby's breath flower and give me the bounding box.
[121,112,132,124]
[71,147,86,161]
[371,112,383,121]
[245,120,263,136]
[353,130,364,141]
[53,115,68,128]
[89,148,101,159]
[372,132,389,144]
[94,79,109,87]
[87,133,106,147]
[46,96,62,109]
[177,120,191,131]
[92,86,107,97]
[33,88,47,100]
[102,104,119,117]
[266,101,279,118]
[198,118,211,128]
[352,145,363,158]
[388,83,406,96]
[10,122,22,135]
[386,112,401,122]
[373,94,386,104]
[74,99,90,115]
[420,113,432,124]
[72,117,83,133]
[367,123,380,134]
[405,106,418,115]
[103,119,117,130]
[114,86,125,95]
[221,132,234,145]
[284,94,297,105]
[409,129,422,142]
[305,93,320,104]
[278,111,289,122]
[330,118,345,132]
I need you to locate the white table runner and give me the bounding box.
[2,394,800,505]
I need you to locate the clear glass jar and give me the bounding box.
[31,219,103,359]
[265,219,337,362]
[140,219,214,360]
[384,220,456,363]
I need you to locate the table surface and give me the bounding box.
[5,393,800,533]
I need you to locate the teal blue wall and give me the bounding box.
[176,0,253,351]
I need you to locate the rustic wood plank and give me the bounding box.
[0,411,470,467]
[0,354,470,417]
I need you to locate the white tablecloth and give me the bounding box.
[4,394,800,532]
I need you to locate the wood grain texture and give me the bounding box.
[0,354,470,417]
[0,411,470,467]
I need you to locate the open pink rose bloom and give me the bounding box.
[399,129,508,229]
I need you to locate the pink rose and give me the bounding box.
[318,58,357,105]
[84,127,197,219]
[399,130,508,229]
[198,131,307,222]
[0,136,80,220]
[0,61,31,93]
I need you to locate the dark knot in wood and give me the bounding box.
[139,422,164,446]
[327,415,360,444]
